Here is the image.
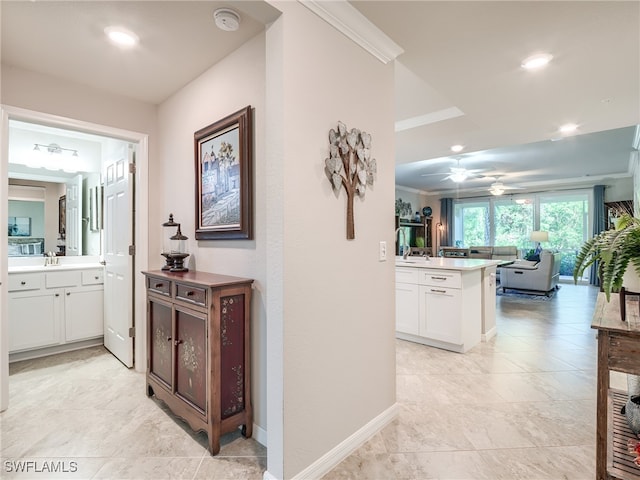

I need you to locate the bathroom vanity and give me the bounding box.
[8,263,104,362]
[395,256,500,353]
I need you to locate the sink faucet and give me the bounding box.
[395,228,409,259]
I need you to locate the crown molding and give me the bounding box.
[299,0,404,64]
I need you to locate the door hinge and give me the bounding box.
[129,163,136,174]
[129,245,135,255]
[128,327,135,338]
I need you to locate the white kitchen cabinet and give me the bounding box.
[396,282,420,335]
[419,285,462,344]
[8,267,104,360]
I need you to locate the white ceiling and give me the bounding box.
[2,1,639,196]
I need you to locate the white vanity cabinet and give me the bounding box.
[8,267,104,360]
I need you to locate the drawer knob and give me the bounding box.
[20,281,26,285]
[167,336,172,342]
[174,339,183,346]
[94,276,99,280]
[186,291,195,296]
[67,292,71,296]
[155,283,163,288]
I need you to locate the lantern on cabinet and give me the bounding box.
[161,214,179,271]
[168,224,190,272]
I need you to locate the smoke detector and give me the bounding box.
[214,8,241,32]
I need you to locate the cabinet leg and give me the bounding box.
[146,384,154,398]
[208,434,220,455]
[241,423,253,438]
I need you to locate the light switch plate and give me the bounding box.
[379,241,387,261]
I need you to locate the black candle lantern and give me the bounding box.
[168,224,189,272]
[161,214,179,271]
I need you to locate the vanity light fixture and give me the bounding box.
[104,26,139,48]
[521,53,553,70]
[34,143,79,156]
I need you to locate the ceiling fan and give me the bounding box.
[420,158,485,183]
[487,176,522,196]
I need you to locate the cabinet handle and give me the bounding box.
[155,283,163,288]
[430,289,447,294]
[430,276,448,281]
[186,291,195,296]
[174,339,183,346]
[20,281,26,285]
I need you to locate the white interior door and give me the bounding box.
[65,175,82,256]
[103,141,134,367]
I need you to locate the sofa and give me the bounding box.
[500,250,562,295]
[468,246,518,284]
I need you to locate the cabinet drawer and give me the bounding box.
[46,270,81,288]
[8,273,44,292]
[82,269,104,285]
[396,268,420,284]
[420,270,461,289]
[147,277,172,296]
[176,283,207,306]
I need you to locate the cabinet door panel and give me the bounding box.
[175,307,207,414]
[65,286,104,341]
[420,286,462,344]
[396,283,419,335]
[149,299,172,387]
[9,291,61,352]
[220,293,246,419]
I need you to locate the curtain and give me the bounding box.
[439,197,454,247]
[590,185,606,286]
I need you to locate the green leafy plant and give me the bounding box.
[573,214,640,300]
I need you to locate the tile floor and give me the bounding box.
[1,283,603,479]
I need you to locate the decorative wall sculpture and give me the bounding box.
[324,121,377,239]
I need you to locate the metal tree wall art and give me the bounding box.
[324,121,377,239]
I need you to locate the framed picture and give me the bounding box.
[8,217,31,236]
[58,195,66,237]
[195,105,253,240]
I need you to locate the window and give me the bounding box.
[453,201,489,246]
[494,199,533,249]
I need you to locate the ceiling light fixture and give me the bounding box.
[450,144,464,153]
[521,53,553,70]
[450,171,468,183]
[214,8,241,31]
[104,26,139,48]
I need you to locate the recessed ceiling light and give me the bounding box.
[104,26,139,48]
[559,123,578,134]
[521,53,553,70]
[450,144,464,153]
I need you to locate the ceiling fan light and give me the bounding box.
[450,172,468,183]
[490,186,505,196]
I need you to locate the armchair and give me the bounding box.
[500,250,561,295]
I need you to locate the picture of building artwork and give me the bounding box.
[200,126,241,229]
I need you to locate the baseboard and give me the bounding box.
[289,402,399,480]
[263,470,279,480]
[253,422,267,448]
[482,326,496,342]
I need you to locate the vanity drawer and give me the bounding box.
[82,269,104,285]
[46,270,81,288]
[8,273,44,292]
[175,283,207,306]
[396,268,420,284]
[147,276,172,296]
[420,270,462,289]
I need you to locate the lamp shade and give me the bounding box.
[530,231,549,242]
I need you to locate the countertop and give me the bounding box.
[395,256,502,271]
[9,263,104,273]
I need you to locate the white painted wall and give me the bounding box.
[156,32,268,440]
[267,3,396,477]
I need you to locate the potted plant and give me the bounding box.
[573,213,640,300]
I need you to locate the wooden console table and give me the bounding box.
[592,292,640,479]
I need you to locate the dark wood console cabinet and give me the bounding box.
[143,270,253,455]
[592,292,640,480]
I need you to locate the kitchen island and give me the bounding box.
[395,256,501,353]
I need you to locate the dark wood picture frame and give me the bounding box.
[195,106,252,240]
